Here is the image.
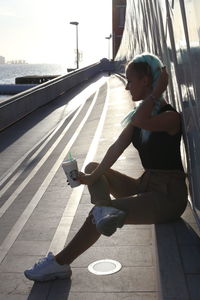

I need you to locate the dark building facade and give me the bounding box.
[112,0,126,58]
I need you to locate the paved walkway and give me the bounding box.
[0,75,199,300]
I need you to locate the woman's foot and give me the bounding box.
[24,252,72,281]
[91,206,127,236]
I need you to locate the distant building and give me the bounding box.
[0,56,5,64]
[112,0,126,58]
[7,59,27,64]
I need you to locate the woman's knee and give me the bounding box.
[84,162,99,174]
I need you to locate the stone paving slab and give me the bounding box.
[69,267,155,292]
[67,226,153,247]
[154,205,200,300]
[9,240,50,256]
[70,245,153,268]
[67,293,157,300]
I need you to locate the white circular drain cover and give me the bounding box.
[88,259,122,275]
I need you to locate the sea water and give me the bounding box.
[0,64,68,84]
[0,63,68,102]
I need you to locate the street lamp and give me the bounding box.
[105,34,112,60]
[70,21,79,69]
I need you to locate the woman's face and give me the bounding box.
[125,67,152,102]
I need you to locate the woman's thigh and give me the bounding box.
[111,191,184,224]
[85,161,143,198]
[104,168,143,198]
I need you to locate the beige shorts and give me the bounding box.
[112,169,188,224]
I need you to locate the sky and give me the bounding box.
[0,0,112,66]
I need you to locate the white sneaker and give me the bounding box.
[24,252,72,282]
[92,206,127,236]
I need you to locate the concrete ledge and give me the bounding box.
[154,206,200,300]
[0,84,37,95]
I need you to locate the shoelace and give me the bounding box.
[92,211,119,225]
[33,255,52,270]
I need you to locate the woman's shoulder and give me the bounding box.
[159,103,181,135]
[160,103,177,113]
[159,103,181,119]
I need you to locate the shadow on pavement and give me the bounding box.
[28,278,71,300]
[0,73,105,153]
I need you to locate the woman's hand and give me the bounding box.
[77,172,97,186]
[152,66,168,99]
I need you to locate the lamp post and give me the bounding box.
[105,34,112,60]
[70,21,79,69]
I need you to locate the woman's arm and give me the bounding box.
[131,67,180,135]
[78,123,134,185]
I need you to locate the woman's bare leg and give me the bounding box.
[55,162,141,265]
[86,171,112,206]
[55,215,100,265]
[85,162,141,201]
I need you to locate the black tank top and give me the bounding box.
[132,104,183,170]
